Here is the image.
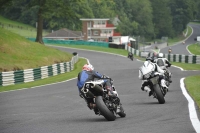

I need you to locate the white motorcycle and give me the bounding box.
[139,61,168,104]
[81,78,126,121]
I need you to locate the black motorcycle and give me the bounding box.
[128,52,134,61]
[81,78,126,121]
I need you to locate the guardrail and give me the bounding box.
[0,55,79,86]
[125,45,200,64]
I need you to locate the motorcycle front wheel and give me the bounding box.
[118,104,126,117]
[153,84,165,104]
[95,96,116,121]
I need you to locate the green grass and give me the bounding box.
[0,15,49,37]
[0,16,35,29]
[188,43,200,55]
[185,75,200,108]
[190,21,200,24]
[0,28,72,72]
[172,62,200,70]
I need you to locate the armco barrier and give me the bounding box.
[125,45,200,64]
[0,55,79,86]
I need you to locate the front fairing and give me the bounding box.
[139,61,155,76]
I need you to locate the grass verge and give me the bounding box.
[172,62,200,70]
[185,75,200,108]
[0,28,72,72]
[188,43,200,55]
[0,15,49,37]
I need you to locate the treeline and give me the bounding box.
[1,0,200,40]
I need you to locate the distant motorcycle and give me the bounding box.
[168,49,172,54]
[128,52,134,61]
[81,77,126,121]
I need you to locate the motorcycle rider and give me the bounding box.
[168,47,172,54]
[77,64,119,114]
[139,57,168,96]
[128,52,133,60]
[154,53,172,83]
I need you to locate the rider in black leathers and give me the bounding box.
[128,52,133,60]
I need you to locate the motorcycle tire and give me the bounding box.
[95,96,116,121]
[153,84,165,104]
[130,57,133,61]
[118,105,126,118]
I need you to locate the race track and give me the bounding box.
[0,46,200,133]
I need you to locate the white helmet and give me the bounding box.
[82,64,94,71]
[158,53,163,58]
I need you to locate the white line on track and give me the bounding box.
[0,78,77,93]
[180,78,200,133]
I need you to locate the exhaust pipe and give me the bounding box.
[93,85,103,93]
[82,88,94,98]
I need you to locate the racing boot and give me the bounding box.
[93,107,100,115]
[116,105,121,114]
[149,91,153,96]
[161,79,168,93]
[168,76,172,83]
[93,104,100,115]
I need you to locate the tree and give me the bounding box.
[0,0,12,9]
[120,0,154,39]
[23,0,81,44]
[169,0,196,35]
[150,0,173,38]
[87,0,116,18]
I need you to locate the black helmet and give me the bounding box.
[146,56,153,62]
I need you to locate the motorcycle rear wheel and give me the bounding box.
[153,84,165,104]
[95,96,116,121]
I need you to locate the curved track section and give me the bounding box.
[0,47,200,133]
[160,23,200,55]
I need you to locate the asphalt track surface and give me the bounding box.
[0,44,200,133]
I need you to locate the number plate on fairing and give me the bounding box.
[150,76,159,85]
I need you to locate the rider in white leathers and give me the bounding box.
[139,57,168,96]
[154,53,172,83]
